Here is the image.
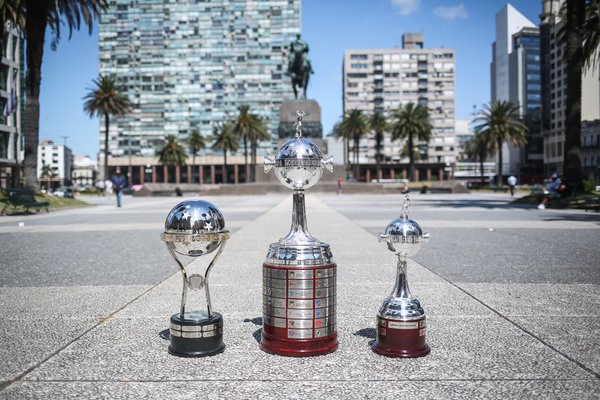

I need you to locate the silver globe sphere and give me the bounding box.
[265,137,331,190]
[164,200,226,257]
[380,217,427,257]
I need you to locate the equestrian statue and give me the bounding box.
[287,34,313,99]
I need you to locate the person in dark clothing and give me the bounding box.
[111,168,128,207]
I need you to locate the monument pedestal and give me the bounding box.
[278,99,322,139]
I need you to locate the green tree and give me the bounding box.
[7,0,107,189]
[390,103,432,182]
[158,135,188,167]
[464,132,494,185]
[83,75,130,180]
[582,0,600,70]
[232,105,268,182]
[187,130,206,184]
[39,163,55,191]
[473,101,528,186]
[337,109,368,180]
[212,122,239,183]
[369,111,387,182]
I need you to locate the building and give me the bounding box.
[509,26,544,182]
[72,154,97,187]
[0,23,22,189]
[581,120,600,182]
[491,3,536,180]
[37,140,73,189]
[540,0,600,175]
[98,0,300,183]
[342,33,456,181]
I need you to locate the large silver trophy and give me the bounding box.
[260,111,338,357]
[372,195,431,357]
[160,200,230,357]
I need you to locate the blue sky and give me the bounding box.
[39,0,541,158]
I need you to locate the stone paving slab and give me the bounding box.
[2,380,599,400]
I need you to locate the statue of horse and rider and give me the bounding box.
[287,34,313,99]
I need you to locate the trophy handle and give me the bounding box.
[264,156,275,173]
[321,155,334,173]
[203,238,228,318]
[422,232,430,244]
[167,243,189,317]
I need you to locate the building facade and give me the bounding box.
[37,140,73,189]
[342,33,456,180]
[98,0,300,182]
[508,27,544,182]
[0,23,22,189]
[491,4,536,180]
[72,154,97,187]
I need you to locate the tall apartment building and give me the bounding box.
[343,33,456,180]
[508,27,544,182]
[540,0,600,175]
[99,0,300,182]
[37,140,73,188]
[491,3,536,180]
[0,23,22,188]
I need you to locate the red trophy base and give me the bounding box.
[261,262,338,357]
[371,316,430,358]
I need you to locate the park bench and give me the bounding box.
[1,188,50,215]
[569,195,600,212]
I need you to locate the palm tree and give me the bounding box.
[582,0,600,70]
[83,75,130,180]
[464,132,494,185]
[473,101,528,186]
[212,122,239,183]
[369,111,387,182]
[157,135,187,167]
[232,105,268,182]
[187,130,206,184]
[390,103,432,182]
[9,1,107,189]
[337,109,368,180]
[39,163,55,192]
[563,0,587,192]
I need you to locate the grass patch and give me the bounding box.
[0,191,89,216]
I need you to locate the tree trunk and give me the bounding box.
[104,112,110,181]
[564,0,585,192]
[375,131,382,182]
[408,133,415,182]
[243,137,249,183]
[23,0,51,190]
[479,158,485,185]
[223,149,228,184]
[497,138,503,186]
[192,153,196,183]
[353,135,359,180]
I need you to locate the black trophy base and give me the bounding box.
[168,312,225,357]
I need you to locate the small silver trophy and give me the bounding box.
[260,111,338,357]
[372,195,431,358]
[160,200,230,357]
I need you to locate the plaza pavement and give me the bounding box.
[0,191,599,399]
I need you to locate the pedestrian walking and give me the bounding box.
[111,168,128,207]
[104,178,113,200]
[337,176,343,195]
[507,175,517,197]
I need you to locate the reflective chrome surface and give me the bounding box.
[263,111,334,264]
[377,195,430,321]
[161,200,230,320]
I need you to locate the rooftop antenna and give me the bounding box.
[59,135,69,147]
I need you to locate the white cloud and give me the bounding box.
[391,0,421,16]
[433,3,468,21]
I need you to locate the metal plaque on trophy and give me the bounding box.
[160,200,230,357]
[372,195,431,358]
[260,111,337,357]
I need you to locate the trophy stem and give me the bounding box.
[280,189,318,244]
[393,255,412,299]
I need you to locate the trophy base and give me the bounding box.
[168,312,225,357]
[372,315,430,358]
[261,261,338,357]
[261,328,338,357]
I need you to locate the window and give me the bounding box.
[350,54,368,60]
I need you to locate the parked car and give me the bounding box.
[52,186,74,198]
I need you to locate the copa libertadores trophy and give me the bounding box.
[160,200,230,357]
[372,195,431,358]
[261,111,337,357]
